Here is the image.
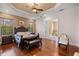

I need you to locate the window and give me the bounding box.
[0,17,14,35]
[28,22,33,32]
[28,20,36,33]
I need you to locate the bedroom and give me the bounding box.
[0,3,79,56]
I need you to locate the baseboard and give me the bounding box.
[47,37,79,48]
[69,42,79,48]
[42,36,79,48]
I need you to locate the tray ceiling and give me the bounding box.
[12,3,56,14]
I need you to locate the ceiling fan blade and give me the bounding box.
[36,11,38,14]
[37,9,43,11]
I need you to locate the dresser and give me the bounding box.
[1,35,13,45]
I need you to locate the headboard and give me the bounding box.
[14,26,28,34]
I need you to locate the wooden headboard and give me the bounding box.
[14,26,28,34]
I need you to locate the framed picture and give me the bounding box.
[19,20,24,26]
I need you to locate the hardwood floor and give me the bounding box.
[0,39,79,56]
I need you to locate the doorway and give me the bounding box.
[49,19,58,36]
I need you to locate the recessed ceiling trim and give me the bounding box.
[39,3,61,15]
[8,3,34,19]
[8,3,33,15]
[11,3,57,14]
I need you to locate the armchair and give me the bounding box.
[58,33,69,50]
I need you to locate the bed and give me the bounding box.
[14,26,42,49]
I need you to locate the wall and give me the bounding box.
[36,6,79,47]
[0,12,36,33]
[57,7,78,46]
[0,12,29,28]
[57,6,79,47]
[36,19,46,38]
[74,6,79,47]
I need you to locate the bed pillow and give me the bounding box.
[17,32,25,36]
[16,32,30,36]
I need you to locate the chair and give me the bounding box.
[58,33,69,50]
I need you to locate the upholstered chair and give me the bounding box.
[58,33,69,50]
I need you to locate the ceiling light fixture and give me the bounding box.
[32,3,37,13]
[32,8,37,12]
[32,3,43,14]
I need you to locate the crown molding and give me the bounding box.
[7,3,35,19]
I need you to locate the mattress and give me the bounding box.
[16,32,37,38]
[14,32,38,44]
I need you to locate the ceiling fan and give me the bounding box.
[32,3,44,14]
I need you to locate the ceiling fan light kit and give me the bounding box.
[32,3,43,14]
[32,8,37,12]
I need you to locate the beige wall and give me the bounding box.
[0,12,36,33]
[0,12,29,28]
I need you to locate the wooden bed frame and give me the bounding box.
[14,26,42,49]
